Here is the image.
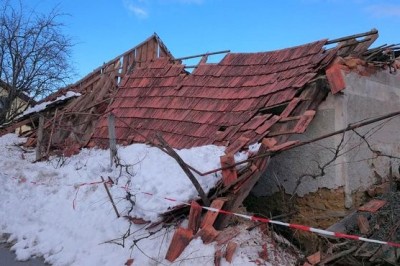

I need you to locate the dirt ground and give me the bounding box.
[244,187,368,253]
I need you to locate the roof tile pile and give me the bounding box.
[92,39,333,151]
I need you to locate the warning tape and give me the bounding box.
[134,188,400,249]
[10,176,400,248]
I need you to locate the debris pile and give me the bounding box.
[303,192,400,265]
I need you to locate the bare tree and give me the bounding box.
[0,1,73,124]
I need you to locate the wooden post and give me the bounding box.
[45,109,58,157]
[101,176,120,218]
[108,113,117,167]
[36,115,44,161]
[156,134,211,206]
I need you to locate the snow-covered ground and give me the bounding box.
[0,134,298,265]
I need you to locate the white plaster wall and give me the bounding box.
[252,70,400,205]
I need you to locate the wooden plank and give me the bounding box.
[156,134,210,206]
[220,155,237,187]
[280,97,301,118]
[108,113,117,167]
[232,165,258,194]
[215,141,270,229]
[35,116,44,161]
[268,140,299,152]
[45,109,58,157]
[214,169,263,230]
[255,115,280,135]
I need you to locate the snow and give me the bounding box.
[17,91,81,118]
[0,134,298,265]
[234,142,262,170]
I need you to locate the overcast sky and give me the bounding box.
[23,0,400,82]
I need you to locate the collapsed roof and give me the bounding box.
[3,29,399,157]
[1,29,400,263]
[91,39,333,153]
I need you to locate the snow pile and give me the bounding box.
[17,91,81,118]
[0,134,298,265]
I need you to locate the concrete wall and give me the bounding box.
[253,69,400,208]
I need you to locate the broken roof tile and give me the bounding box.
[91,39,330,149]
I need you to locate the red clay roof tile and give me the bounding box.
[92,39,333,150]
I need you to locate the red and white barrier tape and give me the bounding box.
[135,188,400,248]
[10,176,400,248]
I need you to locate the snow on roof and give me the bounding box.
[17,91,81,118]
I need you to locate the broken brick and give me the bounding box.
[220,155,237,187]
[258,243,269,261]
[124,258,134,266]
[326,63,346,94]
[214,249,223,266]
[306,251,321,265]
[201,198,226,228]
[216,227,241,245]
[261,137,278,149]
[224,241,237,263]
[196,224,219,244]
[358,199,386,213]
[357,215,370,234]
[293,111,316,134]
[165,227,193,262]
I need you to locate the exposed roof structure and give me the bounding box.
[4,29,397,156]
[91,39,335,153]
[0,34,173,148]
